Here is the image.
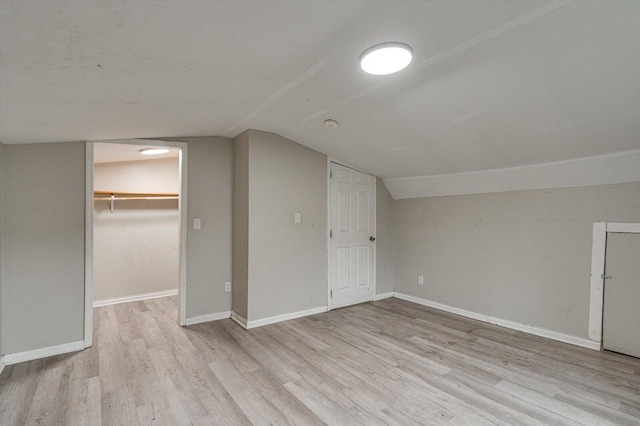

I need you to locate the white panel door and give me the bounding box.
[330,162,375,309]
[602,233,640,358]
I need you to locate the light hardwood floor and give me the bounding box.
[1,296,639,425]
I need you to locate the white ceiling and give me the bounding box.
[1,0,639,180]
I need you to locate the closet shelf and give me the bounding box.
[94,191,179,212]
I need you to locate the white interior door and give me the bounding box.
[602,232,640,358]
[329,162,375,309]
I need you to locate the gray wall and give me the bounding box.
[164,137,234,318]
[232,132,249,318]
[247,130,328,321]
[94,157,180,193]
[394,182,640,339]
[93,158,179,302]
[232,130,328,321]
[376,178,394,295]
[0,142,5,356]
[1,142,86,354]
[0,137,233,355]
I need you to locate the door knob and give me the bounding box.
[370,236,376,242]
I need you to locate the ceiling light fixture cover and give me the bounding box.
[360,42,413,75]
[140,148,170,155]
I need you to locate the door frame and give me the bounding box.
[326,158,376,311]
[84,139,188,348]
[588,222,640,348]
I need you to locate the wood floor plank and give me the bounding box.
[0,360,42,425]
[204,323,261,373]
[122,337,168,410]
[174,349,252,425]
[222,321,302,384]
[283,379,364,425]
[1,297,639,425]
[135,310,168,350]
[113,302,143,342]
[86,376,102,426]
[63,381,89,426]
[245,368,325,426]
[136,401,181,426]
[209,357,290,425]
[494,379,616,425]
[24,366,65,425]
[147,344,209,422]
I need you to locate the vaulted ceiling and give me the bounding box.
[1,1,639,183]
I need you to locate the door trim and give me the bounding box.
[84,139,188,348]
[588,222,640,347]
[326,158,376,311]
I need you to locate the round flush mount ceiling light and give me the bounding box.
[140,148,170,155]
[360,42,413,75]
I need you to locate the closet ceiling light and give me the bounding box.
[140,148,170,155]
[360,42,413,75]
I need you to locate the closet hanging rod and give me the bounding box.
[94,191,179,212]
[94,196,179,201]
[94,190,179,197]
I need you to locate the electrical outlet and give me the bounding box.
[224,281,231,292]
[418,275,424,285]
[294,212,301,223]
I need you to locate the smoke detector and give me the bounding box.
[324,119,339,129]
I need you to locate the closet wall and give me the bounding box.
[94,157,180,303]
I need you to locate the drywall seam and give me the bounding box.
[393,292,600,350]
[185,311,231,326]
[3,340,85,365]
[223,52,334,135]
[93,289,179,308]
[385,149,640,199]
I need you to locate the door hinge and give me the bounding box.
[330,229,333,238]
[601,274,612,279]
[330,170,333,178]
[330,289,333,298]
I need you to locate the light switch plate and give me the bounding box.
[193,218,201,230]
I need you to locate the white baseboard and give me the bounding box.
[247,306,328,329]
[393,292,600,351]
[93,289,178,307]
[0,356,5,376]
[230,311,248,329]
[230,306,327,330]
[185,311,231,326]
[3,340,86,365]
[374,292,394,301]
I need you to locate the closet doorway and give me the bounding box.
[84,139,188,348]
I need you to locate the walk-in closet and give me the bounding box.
[93,143,180,308]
